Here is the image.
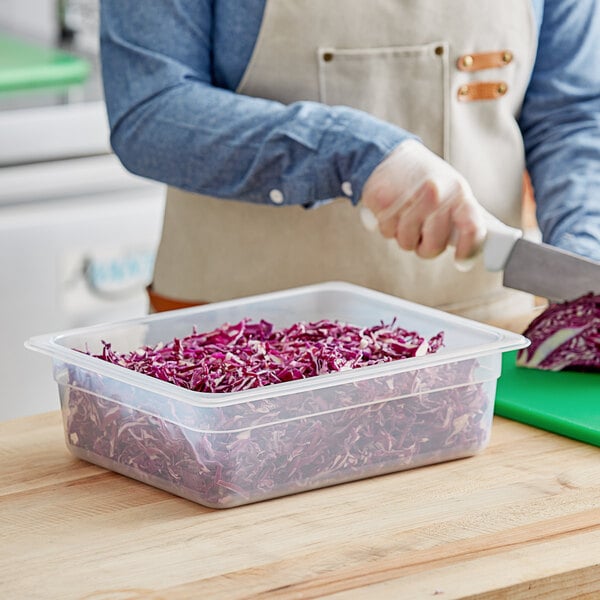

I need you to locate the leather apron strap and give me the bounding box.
[147,286,206,313]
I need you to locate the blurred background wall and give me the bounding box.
[0,0,166,421]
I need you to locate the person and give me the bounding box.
[99,0,600,321]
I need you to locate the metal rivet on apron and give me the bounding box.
[434,46,444,56]
[341,181,353,197]
[502,51,513,64]
[269,189,285,204]
[497,83,508,95]
[322,51,334,62]
[458,85,470,97]
[461,55,474,68]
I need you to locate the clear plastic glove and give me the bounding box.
[360,139,487,262]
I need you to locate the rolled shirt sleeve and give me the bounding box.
[519,0,600,261]
[100,0,409,208]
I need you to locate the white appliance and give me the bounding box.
[0,101,166,422]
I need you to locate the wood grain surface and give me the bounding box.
[1,409,599,600]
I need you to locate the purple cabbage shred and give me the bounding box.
[93,318,445,392]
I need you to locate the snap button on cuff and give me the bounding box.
[341,181,353,197]
[269,189,284,204]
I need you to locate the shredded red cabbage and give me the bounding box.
[93,319,445,392]
[61,319,491,508]
[517,293,600,372]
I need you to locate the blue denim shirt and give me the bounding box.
[100,0,600,260]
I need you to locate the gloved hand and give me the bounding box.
[360,139,487,261]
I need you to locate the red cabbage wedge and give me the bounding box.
[517,293,600,372]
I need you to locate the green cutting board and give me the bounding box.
[495,351,600,446]
[0,34,89,94]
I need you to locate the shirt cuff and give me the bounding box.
[314,106,414,206]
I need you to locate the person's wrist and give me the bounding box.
[360,139,423,206]
[319,106,413,205]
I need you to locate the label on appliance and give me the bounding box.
[82,249,155,297]
[59,245,156,326]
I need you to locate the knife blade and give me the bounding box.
[483,219,600,302]
[359,205,600,302]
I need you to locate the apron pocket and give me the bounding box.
[318,42,449,159]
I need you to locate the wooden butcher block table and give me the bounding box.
[1,312,599,600]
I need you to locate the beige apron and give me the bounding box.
[152,0,538,320]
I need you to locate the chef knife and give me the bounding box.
[360,207,600,302]
[482,219,600,302]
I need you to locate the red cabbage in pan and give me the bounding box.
[92,319,445,392]
[63,319,490,507]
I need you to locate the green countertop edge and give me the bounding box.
[0,60,90,94]
[0,33,90,94]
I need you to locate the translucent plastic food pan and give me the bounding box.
[27,282,528,508]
